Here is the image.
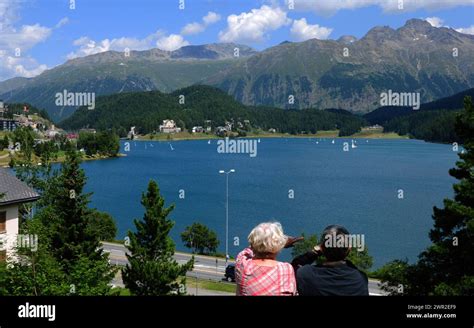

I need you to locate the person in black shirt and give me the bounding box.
[291,225,369,296]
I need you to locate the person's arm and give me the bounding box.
[236,247,254,266]
[291,245,323,273]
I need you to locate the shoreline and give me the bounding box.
[131,131,408,143]
[0,152,126,168]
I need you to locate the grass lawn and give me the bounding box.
[138,131,218,141]
[352,127,407,139]
[186,279,236,294]
[136,128,405,142]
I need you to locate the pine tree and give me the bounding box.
[122,180,194,295]
[1,150,117,295]
[44,150,101,270]
[380,97,474,295]
[35,150,116,294]
[419,96,474,295]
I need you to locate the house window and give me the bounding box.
[0,211,6,233]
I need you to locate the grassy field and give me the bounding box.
[138,131,219,141]
[186,279,236,294]
[135,128,405,142]
[0,150,123,168]
[352,127,408,139]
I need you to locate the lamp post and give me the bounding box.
[219,169,235,265]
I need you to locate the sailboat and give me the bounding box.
[208,140,211,144]
[351,140,357,149]
[169,143,174,151]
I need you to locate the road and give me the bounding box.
[102,242,385,295]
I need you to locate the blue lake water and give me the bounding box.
[81,138,458,268]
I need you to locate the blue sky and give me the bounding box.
[1,0,473,81]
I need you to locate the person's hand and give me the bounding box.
[312,245,323,256]
[284,236,304,248]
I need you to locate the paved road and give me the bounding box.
[102,242,385,295]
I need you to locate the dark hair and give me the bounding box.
[321,224,350,261]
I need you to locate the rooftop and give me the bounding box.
[0,168,40,206]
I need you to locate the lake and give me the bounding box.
[82,138,458,268]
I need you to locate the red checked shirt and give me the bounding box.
[235,248,297,296]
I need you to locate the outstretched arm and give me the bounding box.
[291,245,323,273]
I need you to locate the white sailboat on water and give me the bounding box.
[169,143,174,151]
[208,140,211,144]
[331,139,335,144]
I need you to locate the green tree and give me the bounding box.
[0,135,9,150]
[181,222,220,255]
[379,97,474,295]
[12,126,35,161]
[122,180,194,295]
[0,151,117,296]
[36,151,116,293]
[41,151,100,269]
[347,247,374,273]
[291,233,318,258]
[87,210,118,242]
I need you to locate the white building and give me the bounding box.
[192,126,204,133]
[159,120,181,133]
[0,169,40,261]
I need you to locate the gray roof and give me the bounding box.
[0,168,40,206]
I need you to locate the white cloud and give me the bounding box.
[286,0,474,15]
[0,24,51,52]
[55,17,69,28]
[425,17,444,27]
[181,22,205,35]
[219,5,291,43]
[290,18,332,41]
[1,55,48,78]
[0,1,51,80]
[203,11,221,25]
[67,37,111,58]
[66,30,182,59]
[456,25,474,35]
[156,34,189,51]
[181,11,221,35]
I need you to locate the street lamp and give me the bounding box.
[219,169,235,264]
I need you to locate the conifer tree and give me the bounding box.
[122,180,194,295]
[380,97,474,295]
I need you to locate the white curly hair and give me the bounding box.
[248,222,288,255]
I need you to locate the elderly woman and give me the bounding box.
[235,222,302,296]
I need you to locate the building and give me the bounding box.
[159,120,181,133]
[0,100,5,117]
[66,133,79,140]
[45,124,60,139]
[0,168,40,261]
[191,126,204,133]
[79,128,97,134]
[215,126,229,137]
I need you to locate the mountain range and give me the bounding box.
[1,19,473,121]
